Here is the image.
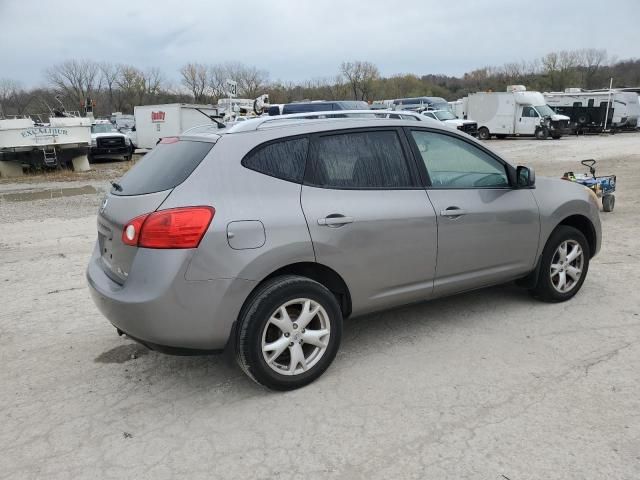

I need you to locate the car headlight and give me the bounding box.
[91,138,97,147]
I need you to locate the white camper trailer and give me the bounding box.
[466,86,570,140]
[133,103,220,149]
[544,89,639,130]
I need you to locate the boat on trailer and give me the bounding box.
[0,112,91,172]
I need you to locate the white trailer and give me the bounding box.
[544,89,639,130]
[448,99,468,119]
[133,103,220,149]
[466,86,570,140]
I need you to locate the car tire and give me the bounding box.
[602,194,615,212]
[551,134,562,139]
[530,225,590,303]
[477,127,491,140]
[236,275,343,390]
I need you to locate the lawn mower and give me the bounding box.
[561,159,616,212]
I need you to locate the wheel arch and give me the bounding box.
[226,262,352,354]
[518,213,597,289]
[556,214,597,258]
[261,262,352,318]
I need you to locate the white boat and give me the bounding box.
[0,114,91,169]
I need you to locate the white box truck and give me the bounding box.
[466,86,570,140]
[133,103,220,149]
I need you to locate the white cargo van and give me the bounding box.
[466,86,570,140]
[133,104,220,149]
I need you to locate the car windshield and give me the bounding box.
[434,110,457,121]
[535,105,556,117]
[92,124,117,133]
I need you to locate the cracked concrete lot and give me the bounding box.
[1,134,640,479]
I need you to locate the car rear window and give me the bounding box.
[242,137,309,183]
[112,139,214,196]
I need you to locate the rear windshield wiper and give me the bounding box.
[110,181,123,192]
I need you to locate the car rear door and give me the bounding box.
[300,128,438,315]
[407,128,540,297]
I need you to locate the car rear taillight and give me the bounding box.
[121,213,149,246]
[121,206,214,249]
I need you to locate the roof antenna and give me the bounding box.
[195,107,226,129]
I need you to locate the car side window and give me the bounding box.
[242,137,309,183]
[410,130,509,188]
[522,106,537,118]
[306,130,415,189]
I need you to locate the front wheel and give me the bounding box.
[236,275,343,390]
[530,226,590,302]
[477,127,491,140]
[535,127,549,140]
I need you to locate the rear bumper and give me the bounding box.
[86,245,256,351]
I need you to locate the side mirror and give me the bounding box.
[517,166,535,187]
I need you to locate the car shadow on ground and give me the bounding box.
[98,282,537,395]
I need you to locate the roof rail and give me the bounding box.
[227,109,424,133]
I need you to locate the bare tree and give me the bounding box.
[99,62,120,114]
[144,67,163,100]
[577,48,608,88]
[0,78,19,116]
[46,60,101,112]
[0,79,33,116]
[340,61,380,101]
[542,50,579,90]
[207,62,269,100]
[180,62,209,102]
[115,65,146,112]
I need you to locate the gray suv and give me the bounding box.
[87,111,602,390]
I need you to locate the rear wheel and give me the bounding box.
[477,127,491,140]
[236,275,342,390]
[551,133,562,139]
[530,226,590,302]
[602,194,615,212]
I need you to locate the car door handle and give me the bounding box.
[440,207,467,217]
[317,215,354,227]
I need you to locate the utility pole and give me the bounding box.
[603,77,613,133]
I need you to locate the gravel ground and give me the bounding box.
[1,133,639,479]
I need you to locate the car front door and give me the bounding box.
[408,128,540,297]
[516,106,539,135]
[300,128,438,315]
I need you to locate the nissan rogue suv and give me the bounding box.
[87,111,602,390]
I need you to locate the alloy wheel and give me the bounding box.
[550,240,584,293]
[261,298,331,376]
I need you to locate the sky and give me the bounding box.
[1,0,639,87]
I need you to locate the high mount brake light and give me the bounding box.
[159,137,180,144]
[121,207,214,249]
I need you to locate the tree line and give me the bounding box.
[1,49,638,118]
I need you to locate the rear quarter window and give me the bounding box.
[113,139,214,196]
[242,137,309,183]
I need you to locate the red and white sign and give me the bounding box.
[151,111,166,122]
